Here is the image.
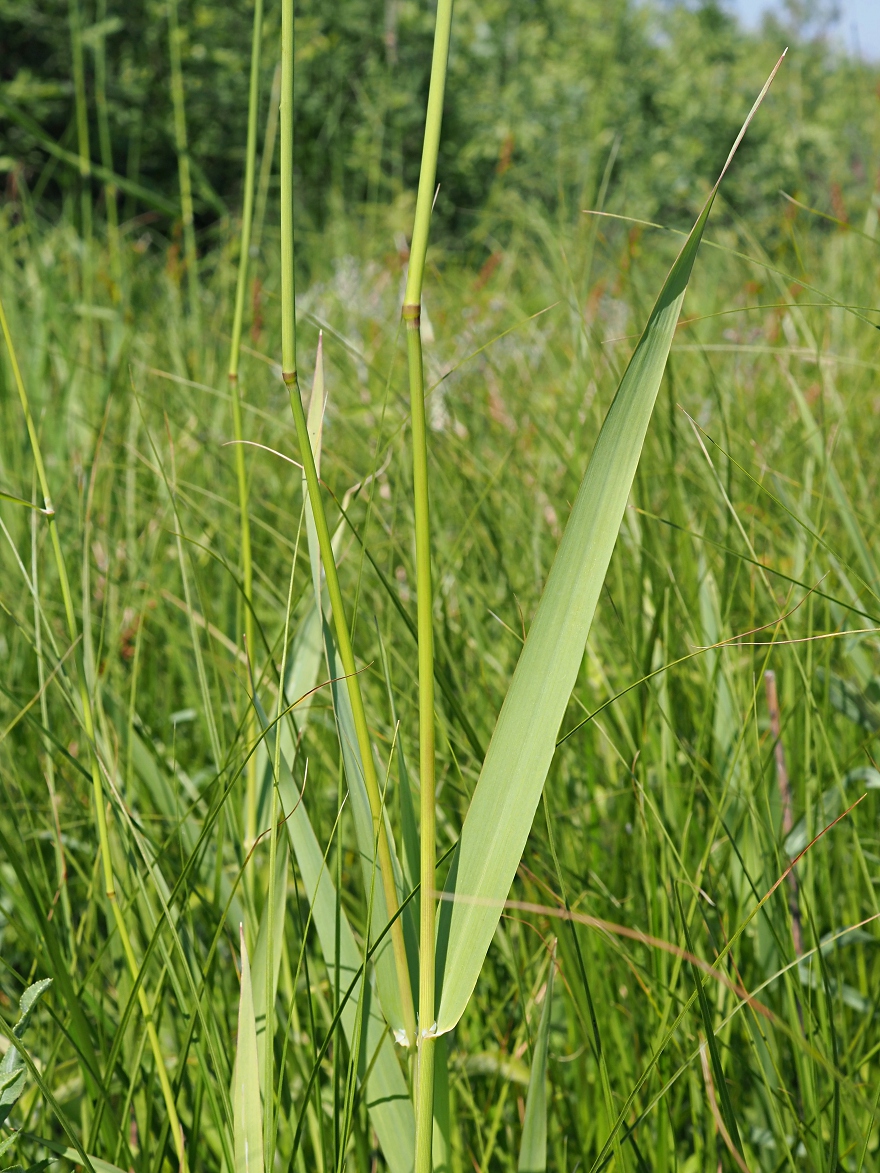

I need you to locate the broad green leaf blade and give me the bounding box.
[518,944,556,1173]
[251,696,416,1173]
[251,837,288,1078]
[436,58,784,1035]
[436,195,712,1033]
[233,928,264,1173]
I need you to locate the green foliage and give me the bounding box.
[435,102,733,1033]
[3,4,880,1173]
[0,980,53,1130]
[2,0,878,246]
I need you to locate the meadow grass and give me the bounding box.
[2,22,880,1173]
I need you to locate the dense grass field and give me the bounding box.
[3,3,880,1172]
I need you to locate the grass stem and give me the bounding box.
[228,0,264,873]
[93,0,121,292]
[168,0,201,346]
[403,2,454,1168]
[67,0,92,262]
[279,0,416,1046]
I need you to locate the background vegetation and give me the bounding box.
[3,0,879,242]
[2,1,880,1172]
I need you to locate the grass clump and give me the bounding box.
[2,5,880,1173]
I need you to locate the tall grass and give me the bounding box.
[2,8,880,1173]
[401,2,454,1168]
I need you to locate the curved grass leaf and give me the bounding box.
[233,928,264,1173]
[435,55,785,1035]
[518,942,556,1173]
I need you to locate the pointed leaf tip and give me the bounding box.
[435,60,784,1036]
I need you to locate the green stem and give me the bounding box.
[279,0,416,1045]
[31,475,74,958]
[68,0,92,260]
[403,2,454,1169]
[279,0,295,381]
[408,316,437,1169]
[252,62,281,262]
[402,0,454,312]
[93,0,121,292]
[168,0,201,342]
[228,0,264,864]
[0,294,189,1173]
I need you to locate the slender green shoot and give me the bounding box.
[252,62,282,263]
[67,0,92,263]
[402,1,454,1168]
[92,0,121,292]
[278,0,416,1045]
[167,0,200,342]
[228,0,265,869]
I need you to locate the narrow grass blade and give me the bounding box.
[435,56,784,1034]
[251,838,288,1078]
[304,332,326,600]
[233,927,264,1173]
[518,943,556,1173]
[676,889,743,1160]
[376,620,421,907]
[778,364,880,591]
[0,96,178,214]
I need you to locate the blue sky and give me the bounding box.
[730,0,880,59]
